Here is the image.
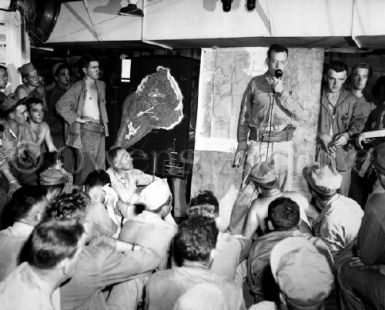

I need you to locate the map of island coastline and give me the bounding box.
[115,66,184,149]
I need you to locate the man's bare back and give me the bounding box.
[243,191,319,239]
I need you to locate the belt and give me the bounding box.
[81,121,105,134]
[249,124,295,143]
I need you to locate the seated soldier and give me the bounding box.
[304,164,363,257]
[0,185,47,281]
[338,143,385,309]
[83,169,111,193]
[19,97,57,163]
[187,190,251,283]
[242,162,318,239]
[15,63,47,110]
[107,179,177,310]
[247,197,332,303]
[83,169,121,236]
[0,218,85,310]
[43,190,162,310]
[40,167,70,201]
[251,237,333,310]
[145,216,245,310]
[0,95,28,188]
[85,183,119,238]
[41,151,75,194]
[118,178,177,258]
[107,147,159,218]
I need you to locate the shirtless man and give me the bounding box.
[15,63,47,110]
[19,97,57,163]
[243,162,318,239]
[0,95,29,187]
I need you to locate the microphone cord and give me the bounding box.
[265,93,275,162]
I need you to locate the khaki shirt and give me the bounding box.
[237,72,297,151]
[146,264,245,310]
[0,262,55,310]
[317,89,365,171]
[314,194,363,257]
[61,240,161,310]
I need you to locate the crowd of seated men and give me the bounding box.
[0,147,384,309]
[1,57,385,310]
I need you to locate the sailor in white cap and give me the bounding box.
[119,178,177,255]
[107,178,177,310]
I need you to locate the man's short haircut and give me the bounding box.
[21,218,84,270]
[23,97,44,112]
[352,62,372,78]
[54,63,70,77]
[80,55,98,70]
[190,190,219,210]
[267,44,289,59]
[84,170,111,188]
[6,185,47,223]
[327,61,348,74]
[268,197,300,231]
[107,146,125,167]
[173,216,218,265]
[44,190,90,222]
[187,190,219,218]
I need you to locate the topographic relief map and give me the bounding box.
[116,66,184,148]
[195,48,269,151]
